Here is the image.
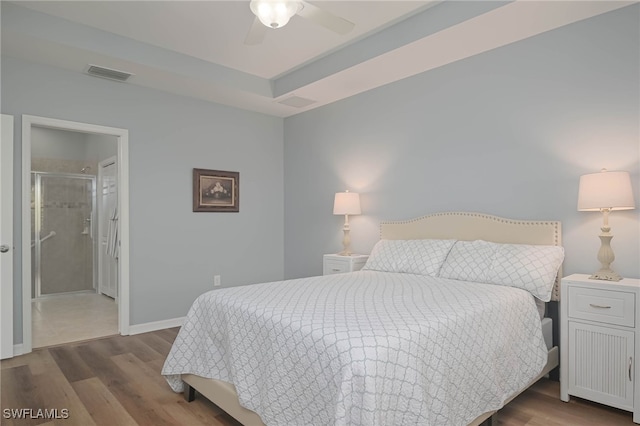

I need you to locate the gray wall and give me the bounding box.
[283,6,640,280]
[31,127,117,174]
[32,127,88,161]
[3,56,284,343]
[85,133,118,165]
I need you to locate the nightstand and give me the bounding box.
[560,273,640,423]
[323,254,368,276]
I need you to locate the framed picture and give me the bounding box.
[193,168,239,212]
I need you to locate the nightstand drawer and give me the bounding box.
[323,259,350,275]
[568,286,635,327]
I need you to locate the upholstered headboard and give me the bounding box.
[380,212,563,301]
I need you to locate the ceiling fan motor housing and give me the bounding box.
[250,0,302,29]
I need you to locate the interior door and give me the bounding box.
[98,157,117,299]
[1,114,14,359]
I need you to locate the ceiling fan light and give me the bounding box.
[250,0,300,29]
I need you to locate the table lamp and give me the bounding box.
[333,191,361,256]
[577,169,635,281]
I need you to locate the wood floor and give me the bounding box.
[1,328,635,426]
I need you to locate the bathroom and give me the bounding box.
[30,126,118,347]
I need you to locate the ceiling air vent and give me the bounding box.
[85,64,134,82]
[277,95,316,108]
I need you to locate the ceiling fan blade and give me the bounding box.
[244,16,267,45]
[297,1,355,35]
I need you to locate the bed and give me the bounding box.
[162,212,563,425]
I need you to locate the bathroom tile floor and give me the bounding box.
[32,292,118,348]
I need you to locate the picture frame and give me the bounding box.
[193,168,239,212]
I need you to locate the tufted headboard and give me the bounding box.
[380,212,563,301]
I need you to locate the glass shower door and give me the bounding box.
[33,173,96,297]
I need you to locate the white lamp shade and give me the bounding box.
[577,170,635,211]
[333,191,361,215]
[250,0,300,29]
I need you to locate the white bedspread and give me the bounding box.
[162,271,547,426]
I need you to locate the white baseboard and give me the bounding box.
[128,317,185,335]
[13,343,25,357]
[2,317,186,356]
[6,320,183,357]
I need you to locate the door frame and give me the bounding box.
[1,114,14,359]
[21,115,130,354]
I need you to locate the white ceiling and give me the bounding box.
[11,1,433,79]
[1,1,635,117]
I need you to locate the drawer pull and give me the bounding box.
[332,268,341,272]
[589,303,611,309]
[629,357,633,381]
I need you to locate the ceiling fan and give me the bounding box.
[245,0,355,45]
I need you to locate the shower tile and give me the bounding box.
[32,158,97,175]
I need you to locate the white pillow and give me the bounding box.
[485,244,564,302]
[535,297,546,320]
[363,239,456,277]
[439,240,498,283]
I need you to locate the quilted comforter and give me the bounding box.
[162,271,547,426]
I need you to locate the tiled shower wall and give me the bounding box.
[31,158,95,296]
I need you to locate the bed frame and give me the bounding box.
[182,212,562,426]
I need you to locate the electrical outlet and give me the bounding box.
[214,275,221,287]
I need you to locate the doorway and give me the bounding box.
[21,115,130,354]
[30,168,116,347]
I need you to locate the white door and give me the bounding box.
[98,157,118,299]
[1,114,14,359]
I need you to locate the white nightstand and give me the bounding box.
[560,273,640,423]
[323,254,368,276]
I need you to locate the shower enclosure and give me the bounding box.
[31,172,96,298]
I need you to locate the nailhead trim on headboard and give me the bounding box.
[379,212,563,301]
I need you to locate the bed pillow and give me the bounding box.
[439,240,498,283]
[535,297,546,320]
[485,243,564,302]
[362,239,456,276]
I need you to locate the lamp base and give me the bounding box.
[589,269,623,282]
[590,224,623,282]
[340,219,352,257]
